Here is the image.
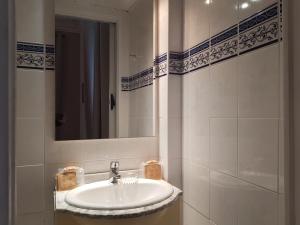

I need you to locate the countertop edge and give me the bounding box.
[54,184,182,219]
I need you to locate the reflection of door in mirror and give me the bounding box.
[55,17,116,141]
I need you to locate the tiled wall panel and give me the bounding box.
[181,0,285,225]
[15,0,48,223]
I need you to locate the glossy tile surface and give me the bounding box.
[15,118,45,166]
[16,70,45,118]
[238,45,280,118]
[16,165,45,214]
[210,171,239,225]
[238,118,278,191]
[183,160,210,217]
[209,0,239,36]
[186,0,210,48]
[210,58,238,117]
[182,1,284,225]
[183,203,210,225]
[210,118,238,176]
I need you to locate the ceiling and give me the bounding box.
[93,0,138,11]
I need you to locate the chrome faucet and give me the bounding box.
[110,161,121,184]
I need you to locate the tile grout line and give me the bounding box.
[182,157,280,194]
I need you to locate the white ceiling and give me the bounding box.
[93,0,138,11]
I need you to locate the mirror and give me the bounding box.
[55,0,154,141]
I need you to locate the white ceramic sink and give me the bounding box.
[65,178,174,210]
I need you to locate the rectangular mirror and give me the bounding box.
[55,0,154,141]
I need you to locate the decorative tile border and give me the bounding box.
[121,53,168,91]
[121,67,154,91]
[169,2,279,75]
[154,53,168,77]
[16,42,45,70]
[45,45,55,70]
[169,50,189,75]
[239,3,279,55]
[211,25,238,64]
[190,40,210,71]
[16,42,56,71]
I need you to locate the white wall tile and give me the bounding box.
[238,181,278,225]
[16,70,45,118]
[16,118,45,166]
[189,68,211,117]
[16,165,45,215]
[168,158,182,188]
[182,116,190,161]
[44,0,55,45]
[238,45,280,118]
[238,118,278,191]
[210,118,238,176]
[189,117,210,167]
[157,0,169,55]
[182,76,191,118]
[158,75,168,118]
[16,212,44,225]
[84,157,155,174]
[183,160,210,217]
[186,0,210,48]
[209,0,239,36]
[84,172,110,184]
[210,171,239,225]
[46,137,158,164]
[210,59,238,117]
[44,210,54,225]
[46,141,86,164]
[238,0,278,21]
[183,203,210,225]
[159,117,169,179]
[278,193,285,225]
[169,0,183,52]
[168,76,182,117]
[183,0,190,51]
[211,171,278,225]
[83,160,112,174]
[168,116,182,159]
[15,0,45,42]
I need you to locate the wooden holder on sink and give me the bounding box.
[144,160,162,180]
[56,167,79,191]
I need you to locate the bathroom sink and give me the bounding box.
[65,178,174,210]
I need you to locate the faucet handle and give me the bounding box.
[110,161,119,171]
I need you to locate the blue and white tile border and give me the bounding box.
[190,40,210,71]
[121,53,168,91]
[169,2,280,75]
[239,3,279,55]
[154,53,168,77]
[16,42,45,70]
[211,25,238,64]
[16,42,55,70]
[169,50,189,75]
[45,45,55,70]
[121,67,154,91]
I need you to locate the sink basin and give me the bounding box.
[65,178,174,210]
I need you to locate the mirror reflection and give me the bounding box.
[55,0,154,141]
